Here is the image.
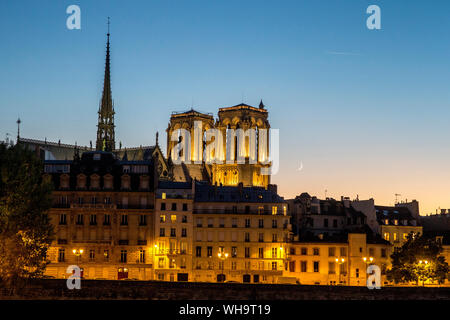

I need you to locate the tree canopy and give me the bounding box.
[387,233,449,286]
[0,143,54,286]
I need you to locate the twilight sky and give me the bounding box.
[1,0,449,215]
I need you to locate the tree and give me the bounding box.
[0,143,54,287]
[387,233,449,286]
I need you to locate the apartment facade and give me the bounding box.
[191,183,290,283]
[44,151,156,280]
[153,181,194,282]
[286,233,392,286]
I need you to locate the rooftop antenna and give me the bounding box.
[324,189,327,199]
[395,193,401,204]
[16,117,21,142]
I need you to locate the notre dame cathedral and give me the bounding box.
[19,30,273,189]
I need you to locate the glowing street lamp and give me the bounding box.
[335,257,346,284]
[72,248,84,262]
[218,251,229,283]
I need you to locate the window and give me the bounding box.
[120,215,128,226]
[403,233,408,240]
[120,250,127,263]
[324,219,328,227]
[139,250,145,263]
[301,261,307,272]
[181,228,187,237]
[356,268,359,278]
[76,214,83,225]
[182,215,187,223]
[328,247,335,257]
[232,247,237,258]
[381,248,387,258]
[90,214,97,225]
[161,202,166,210]
[313,261,319,272]
[271,262,277,270]
[333,219,338,228]
[171,203,177,211]
[369,248,375,256]
[196,218,203,227]
[340,247,347,256]
[272,247,277,258]
[245,219,250,228]
[289,261,296,272]
[170,228,176,237]
[161,192,166,200]
[393,233,397,241]
[103,214,111,225]
[258,233,264,242]
[104,250,109,262]
[272,233,277,242]
[313,248,319,256]
[160,215,166,223]
[231,262,237,270]
[328,262,335,274]
[301,247,307,255]
[158,258,165,268]
[196,246,202,257]
[160,228,165,237]
[89,250,95,261]
[182,203,188,211]
[245,232,250,242]
[272,219,277,228]
[208,218,213,228]
[171,215,177,223]
[384,233,390,241]
[272,206,278,215]
[245,247,250,258]
[58,249,65,262]
[139,215,147,226]
[232,218,237,228]
[59,214,67,225]
[258,219,264,228]
[258,248,264,258]
[207,246,213,258]
[180,242,187,254]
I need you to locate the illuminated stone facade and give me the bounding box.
[166,102,271,188]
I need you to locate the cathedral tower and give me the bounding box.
[96,19,115,152]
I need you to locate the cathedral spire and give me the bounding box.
[96,17,115,152]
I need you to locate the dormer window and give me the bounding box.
[93,153,101,161]
[123,165,130,173]
[121,175,131,190]
[104,174,113,190]
[60,174,70,189]
[139,175,149,190]
[90,174,100,190]
[385,219,389,225]
[77,174,86,189]
[394,220,398,225]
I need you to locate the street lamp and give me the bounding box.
[363,257,374,284]
[335,257,345,285]
[72,248,83,262]
[218,251,229,283]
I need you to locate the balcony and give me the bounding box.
[193,209,274,215]
[70,203,116,209]
[117,204,154,210]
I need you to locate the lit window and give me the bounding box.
[384,233,390,241]
[272,206,278,215]
[171,215,177,223]
[160,215,166,223]
[162,192,166,200]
